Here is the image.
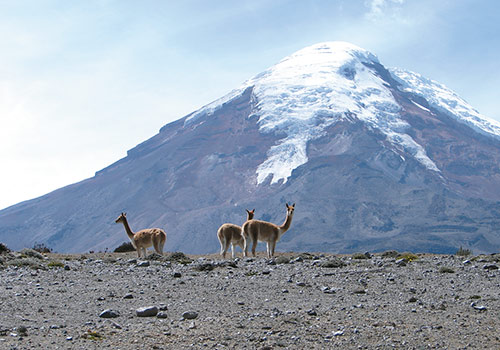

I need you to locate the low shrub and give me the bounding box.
[0,243,9,254]
[113,242,135,253]
[397,252,419,262]
[352,252,370,260]
[165,252,193,264]
[32,243,52,253]
[456,246,472,257]
[320,258,346,268]
[439,266,455,273]
[48,260,65,268]
[7,258,46,270]
[381,250,399,258]
[20,248,44,260]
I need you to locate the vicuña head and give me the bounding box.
[217,209,255,259]
[115,212,167,258]
[243,203,295,258]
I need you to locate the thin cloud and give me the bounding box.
[365,0,405,21]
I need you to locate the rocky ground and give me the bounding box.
[0,247,499,350]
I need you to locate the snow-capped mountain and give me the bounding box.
[1,42,500,254]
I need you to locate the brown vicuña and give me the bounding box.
[243,203,295,258]
[217,209,254,259]
[115,212,166,258]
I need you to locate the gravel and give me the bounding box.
[0,250,499,349]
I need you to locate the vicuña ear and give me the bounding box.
[292,203,295,207]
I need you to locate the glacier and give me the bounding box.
[184,41,499,185]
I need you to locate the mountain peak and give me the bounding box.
[282,41,380,67]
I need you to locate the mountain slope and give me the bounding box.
[1,41,499,254]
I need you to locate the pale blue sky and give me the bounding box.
[1,0,499,209]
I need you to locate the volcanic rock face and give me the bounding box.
[1,41,499,254]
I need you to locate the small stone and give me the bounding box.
[64,265,71,271]
[306,309,317,316]
[157,312,168,319]
[108,321,122,329]
[99,309,120,318]
[408,297,418,303]
[333,330,344,336]
[471,302,487,311]
[136,306,159,317]
[173,272,182,278]
[127,259,137,264]
[182,311,198,320]
[395,259,407,266]
[123,293,134,299]
[462,259,471,265]
[296,282,306,287]
[136,260,150,267]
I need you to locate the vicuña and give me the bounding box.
[217,209,255,259]
[115,212,166,258]
[243,203,295,258]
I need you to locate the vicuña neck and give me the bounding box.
[280,212,294,232]
[120,218,135,238]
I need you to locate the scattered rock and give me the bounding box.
[136,306,159,317]
[99,309,120,318]
[182,311,198,320]
[395,259,407,267]
[123,293,134,299]
[306,309,317,316]
[173,272,182,278]
[136,260,150,267]
[471,302,487,311]
[157,312,168,319]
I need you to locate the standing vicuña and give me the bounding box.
[115,212,166,258]
[217,209,255,259]
[243,203,295,258]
